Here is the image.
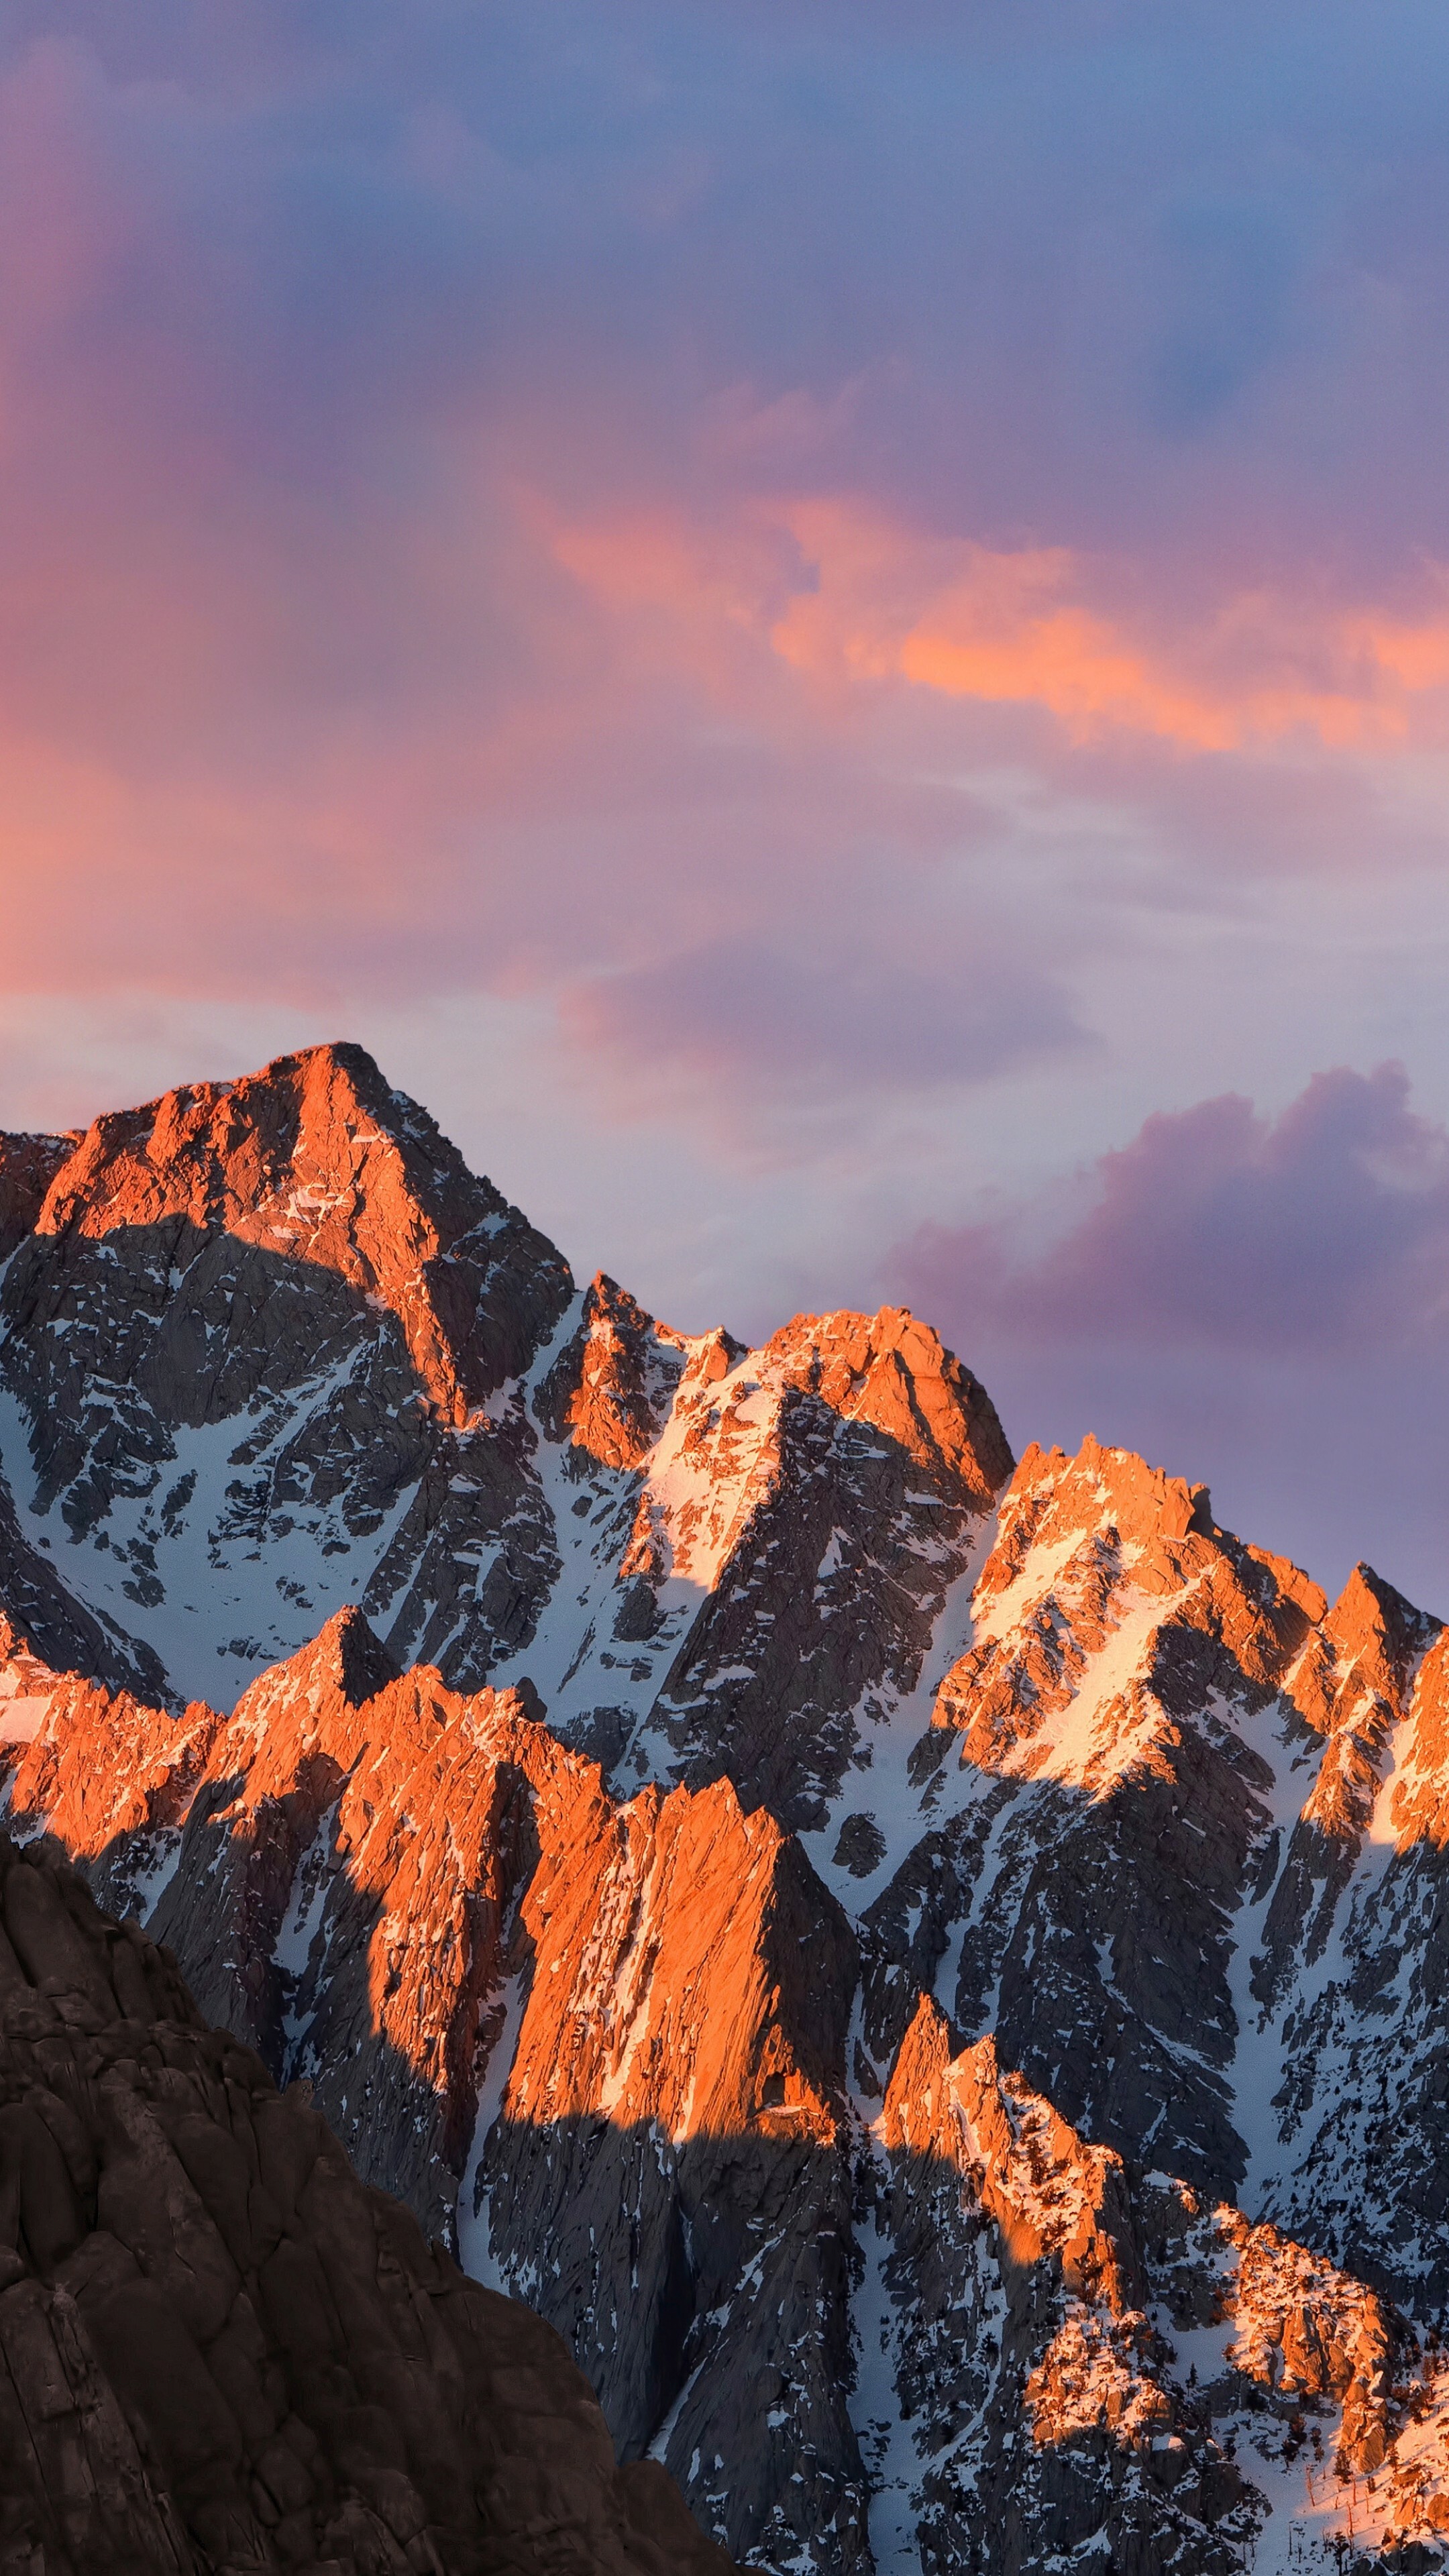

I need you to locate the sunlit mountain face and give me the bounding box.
[5,1047,1449,2576]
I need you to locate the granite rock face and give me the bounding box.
[0,1044,574,1707]
[0,1827,733,2575]
[4,1044,1449,2576]
[502,1279,1013,1833]
[2,1609,864,2571]
[8,1560,1449,2574]
[849,1438,1449,2323]
[0,1051,1008,1777]
[864,1995,1449,2574]
[0,1485,173,1705]
[0,1127,74,1260]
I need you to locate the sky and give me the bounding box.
[3,1,1449,1609]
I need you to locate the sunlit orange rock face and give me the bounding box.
[3,1608,863,2573]
[1287,1560,1436,1836]
[0,1042,580,1701]
[0,1042,1011,1807]
[31,1040,570,1421]
[537,1272,700,1472]
[0,1828,733,2576]
[882,1997,1145,2311]
[7,1042,1449,2576]
[930,1433,1330,1783]
[876,1994,1434,2575]
[860,1431,1449,2290]
[1387,1625,1449,1849]
[609,1302,1012,1830]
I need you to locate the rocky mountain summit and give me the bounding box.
[2,1043,1448,2576]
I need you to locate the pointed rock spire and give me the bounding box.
[29,1040,574,1417]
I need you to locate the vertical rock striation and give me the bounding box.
[3,1608,865,2569]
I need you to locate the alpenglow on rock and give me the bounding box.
[3,1042,1449,2576]
[0,1822,733,2574]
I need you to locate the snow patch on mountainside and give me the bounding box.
[458,1971,526,2296]
[849,2200,920,2569]
[0,1361,418,1707]
[483,1320,739,1764]
[1003,1584,1165,1792]
[1222,1689,1326,2212]
[800,1521,1000,1911]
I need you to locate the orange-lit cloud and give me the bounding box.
[770,502,1449,753]
[1346,614,1449,695]
[549,492,1449,757]
[540,500,806,710]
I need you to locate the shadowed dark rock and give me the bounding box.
[0,1830,734,2576]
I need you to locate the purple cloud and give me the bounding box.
[889,1066,1449,1608]
[564,937,1087,1102]
[900,1065,1449,1359]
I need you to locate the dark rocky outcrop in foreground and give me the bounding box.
[0,1831,733,2576]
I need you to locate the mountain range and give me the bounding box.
[1,1041,1447,2576]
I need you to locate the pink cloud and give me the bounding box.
[886,1066,1449,1606]
[768,502,1449,753]
[544,486,1449,786]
